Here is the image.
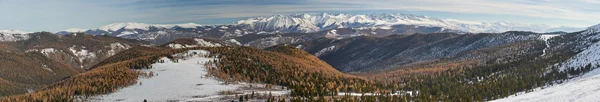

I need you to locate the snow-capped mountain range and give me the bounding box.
[57,13,580,35]
[236,13,560,33]
[0,13,588,48]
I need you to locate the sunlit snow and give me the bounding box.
[92,50,240,101]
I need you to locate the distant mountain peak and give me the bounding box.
[95,22,203,32]
[64,28,87,33]
[235,13,557,33]
[0,30,29,34]
[98,22,154,31]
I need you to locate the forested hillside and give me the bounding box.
[0,32,146,97]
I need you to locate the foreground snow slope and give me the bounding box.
[92,50,240,101]
[492,69,600,102]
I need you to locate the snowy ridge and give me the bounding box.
[236,13,559,33]
[585,24,600,34]
[97,22,200,31]
[194,38,222,47]
[0,30,29,34]
[63,28,87,33]
[0,30,31,42]
[58,22,203,33]
[167,38,222,49]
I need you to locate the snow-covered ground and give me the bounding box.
[492,68,600,102]
[91,50,289,102]
[91,50,238,101]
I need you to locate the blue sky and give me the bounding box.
[1,0,599,32]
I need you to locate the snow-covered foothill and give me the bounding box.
[0,30,31,41]
[0,30,29,34]
[167,39,222,49]
[194,38,222,47]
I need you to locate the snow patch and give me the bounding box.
[107,43,130,56]
[92,50,237,101]
[325,29,339,39]
[315,46,336,56]
[539,34,560,56]
[69,46,96,68]
[40,48,58,56]
[225,39,242,45]
[167,43,192,49]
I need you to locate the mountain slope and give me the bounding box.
[295,31,541,72]
[0,32,147,97]
[1,43,377,101]
[489,24,600,101]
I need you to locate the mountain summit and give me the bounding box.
[59,13,580,36]
[235,13,559,33]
